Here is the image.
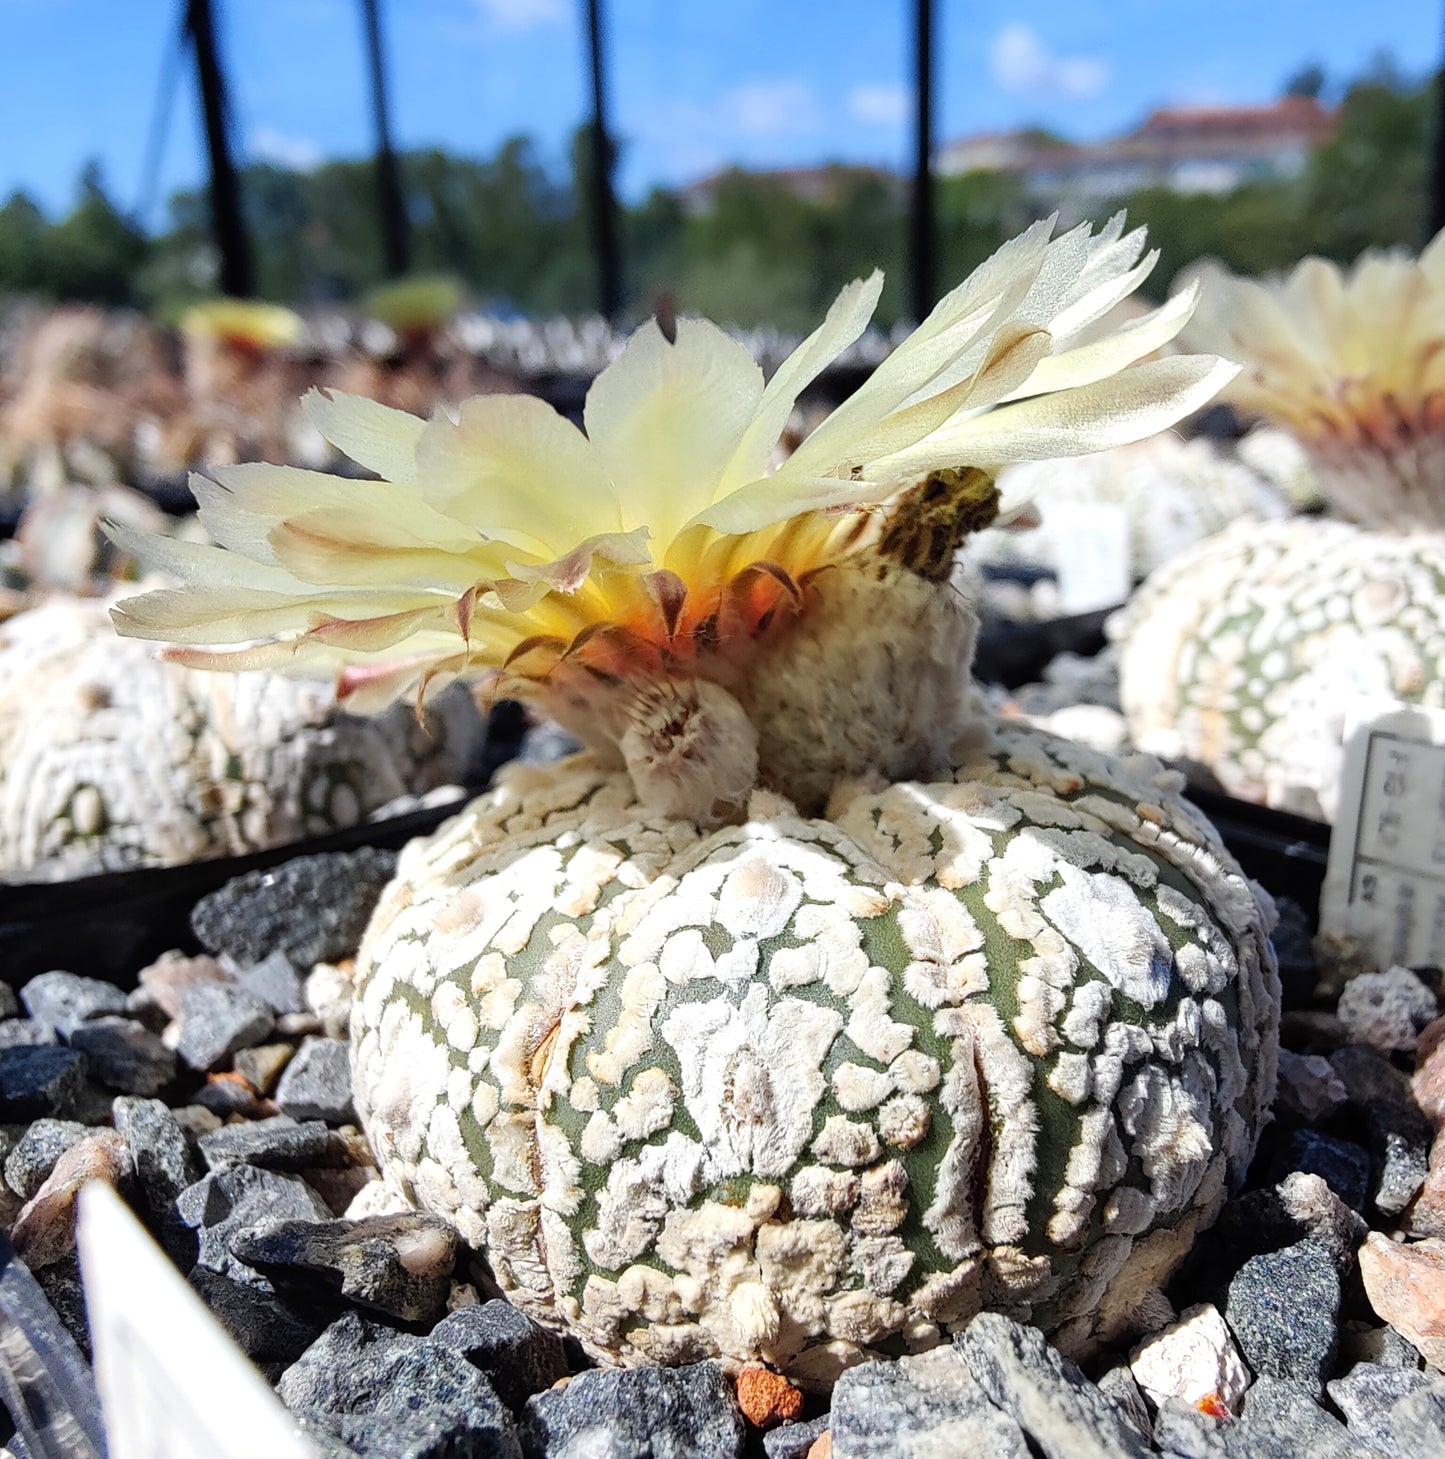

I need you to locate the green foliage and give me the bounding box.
[0,67,1432,325]
[0,164,145,304]
[1123,69,1432,296]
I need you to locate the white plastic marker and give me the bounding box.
[1049,503,1130,615]
[1322,705,1445,969]
[75,1181,318,1459]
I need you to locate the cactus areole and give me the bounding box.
[113,217,1278,1379]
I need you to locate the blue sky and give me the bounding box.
[0,0,1436,228]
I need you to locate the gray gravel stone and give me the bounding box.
[1226,1237,1340,1396]
[0,1019,58,1049]
[68,1016,176,1096]
[275,1037,355,1124]
[955,1313,1151,1459]
[1365,1101,1432,1217]
[278,1312,521,1459]
[1272,1129,1371,1211]
[174,982,275,1070]
[192,1078,265,1117]
[19,971,125,1037]
[0,1046,86,1120]
[33,1255,89,1360]
[1389,1386,1445,1455]
[1328,1364,1442,1458]
[1097,1365,1153,1445]
[3,1118,88,1200]
[1336,966,1438,1052]
[188,1266,332,1375]
[112,1096,202,1227]
[172,1164,331,1287]
[429,1299,568,1411]
[1241,1376,1379,1458]
[229,1213,457,1323]
[830,1347,1028,1459]
[198,1114,344,1173]
[191,849,399,970]
[231,950,307,1016]
[1154,1377,1379,1458]
[0,981,18,1021]
[520,1361,744,1459]
[762,1415,830,1459]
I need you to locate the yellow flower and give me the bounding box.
[115,216,1233,817]
[364,276,465,335]
[1181,233,1445,530]
[180,298,303,355]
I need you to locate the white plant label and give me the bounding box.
[1322,705,1445,969]
[1049,503,1130,614]
[75,1182,317,1459]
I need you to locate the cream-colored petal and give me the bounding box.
[103,521,311,593]
[267,511,509,588]
[414,393,619,556]
[1001,284,1202,400]
[692,474,881,537]
[111,584,443,644]
[302,388,427,485]
[787,223,1056,475]
[584,315,765,545]
[713,272,883,499]
[872,355,1241,474]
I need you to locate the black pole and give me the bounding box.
[186,0,254,297]
[909,0,936,322]
[1429,11,1445,243]
[360,0,411,277]
[584,0,621,321]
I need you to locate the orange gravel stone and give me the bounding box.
[12,1129,129,1269]
[805,1433,832,1459]
[736,1366,804,1429]
[1413,1016,1445,1127]
[1359,1232,1445,1370]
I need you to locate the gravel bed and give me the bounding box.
[1,839,1444,1457]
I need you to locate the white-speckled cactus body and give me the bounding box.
[352,721,1278,1384]
[0,597,484,881]
[1115,517,1445,821]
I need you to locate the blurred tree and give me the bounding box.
[39,164,146,303]
[0,192,48,292]
[936,169,1029,293]
[1298,70,1432,256]
[1284,63,1326,99]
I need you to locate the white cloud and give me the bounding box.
[989,24,1110,100]
[249,127,323,172]
[624,76,832,189]
[849,83,912,129]
[724,79,824,138]
[472,0,567,33]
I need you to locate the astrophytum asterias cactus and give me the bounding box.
[1117,238,1445,818]
[1116,517,1445,821]
[0,596,483,881]
[354,722,1277,1380]
[113,216,1277,1378]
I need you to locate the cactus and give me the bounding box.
[353,722,1277,1380]
[1117,238,1445,817]
[1115,517,1445,821]
[0,596,483,881]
